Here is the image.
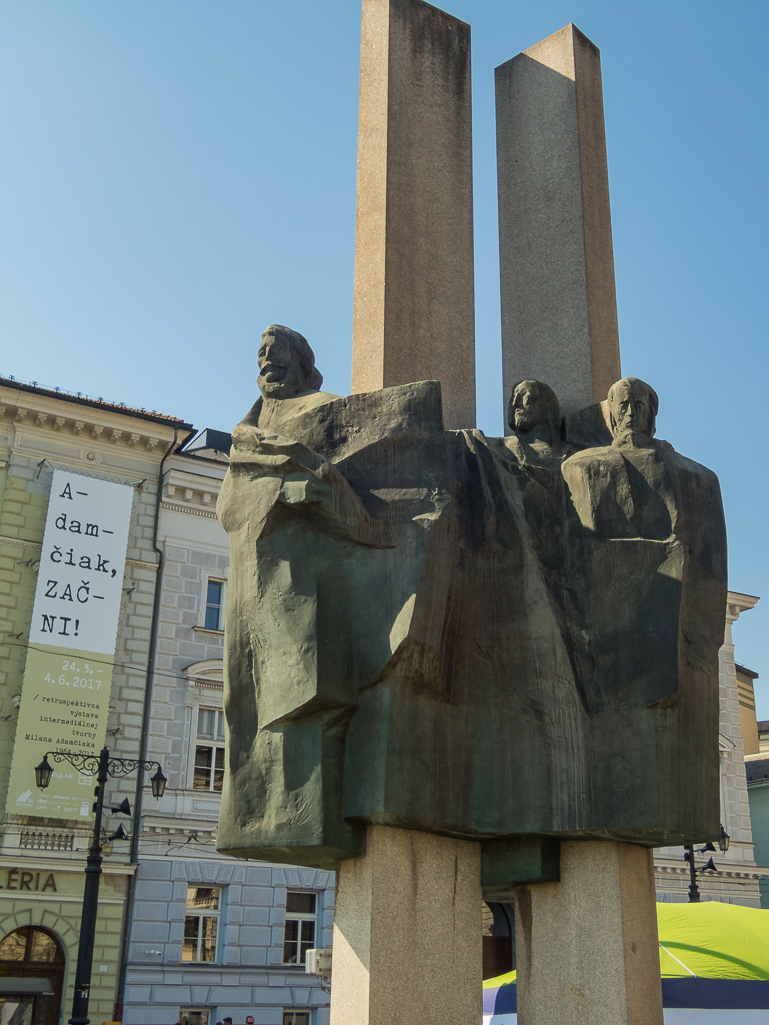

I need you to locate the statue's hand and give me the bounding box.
[280,472,333,507]
[227,425,394,549]
[230,425,326,476]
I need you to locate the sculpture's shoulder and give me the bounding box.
[561,443,622,477]
[251,390,340,432]
[652,440,720,487]
[651,441,725,546]
[561,439,715,478]
[310,380,447,465]
[448,426,493,448]
[501,434,525,464]
[238,398,263,428]
[559,445,635,534]
[291,389,340,410]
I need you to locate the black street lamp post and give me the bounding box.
[684,844,704,902]
[34,745,167,1025]
[684,827,729,903]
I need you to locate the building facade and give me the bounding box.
[121,430,333,1025]
[653,591,765,906]
[738,663,761,757]
[0,377,192,1025]
[745,755,769,908]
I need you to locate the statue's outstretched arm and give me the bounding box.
[228,424,394,548]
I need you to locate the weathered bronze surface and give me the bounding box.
[217,328,726,874]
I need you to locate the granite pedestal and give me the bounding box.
[329,825,482,1025]
[515,841,663,1025]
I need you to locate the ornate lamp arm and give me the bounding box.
[38,750,166,797]
[44,750,101,778]
[106,756,164,780]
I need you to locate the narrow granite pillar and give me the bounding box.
[351,0,476,430]
[496,24,621,419]
[515,841,663,1025]
[329,825,482,1025]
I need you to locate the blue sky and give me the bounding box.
[1,1,767,709]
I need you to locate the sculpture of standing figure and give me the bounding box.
[217,325,450,867]
[562,375,726,716]
[502,379,571,575]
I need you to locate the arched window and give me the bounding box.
[0,927,64,964]
[0,927,65,1025]
[482,901,515,981]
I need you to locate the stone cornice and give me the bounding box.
[727,590,760,624]
[0,384,192,454]
[161,499,219,519]
[166,458,227,483]
[190,678,224,690]
[0,534,40,550]
[162,468,223,515]
[655,863,765,880]
[143,824,217,839]
[0,852,136,875]
[0,379,192,431]
[184,659,224,687]
[126,557,160,572]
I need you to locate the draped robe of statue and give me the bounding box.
[217,380,727,874]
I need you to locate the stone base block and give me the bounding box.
[515,840,663,1025]
[329,825,481,1025]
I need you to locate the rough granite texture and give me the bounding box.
[496,24,621,420]
[329,825,481,1025]
[351,0,476,430]
[515,841,663,1025]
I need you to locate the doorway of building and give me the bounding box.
[0,926,65,1025]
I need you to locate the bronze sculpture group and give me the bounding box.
[216,325,726,879]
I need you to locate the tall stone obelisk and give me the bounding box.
[351,0,476,430]
[495,27,662,1025]
[496,24,621,419]
[332,3,481,1022]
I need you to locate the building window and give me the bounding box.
[183,887,220,962]
[194,708,225,792]
[204,579,224,630]
[0,927,64,964]
[178,1010,211,1025]
[283,891,317,966]
[283,1014,310,1025]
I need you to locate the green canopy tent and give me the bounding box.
[658,901,769,980]
[483,903,769,1024]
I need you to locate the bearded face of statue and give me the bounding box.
[257,330,310,399]
[512,383,543,434]
[509,380,560,437]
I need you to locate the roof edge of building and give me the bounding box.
[0,377,194,431]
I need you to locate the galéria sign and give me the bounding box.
[8,470,134,820]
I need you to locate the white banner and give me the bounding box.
[6,470,135,819]
[29,470,134,655]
